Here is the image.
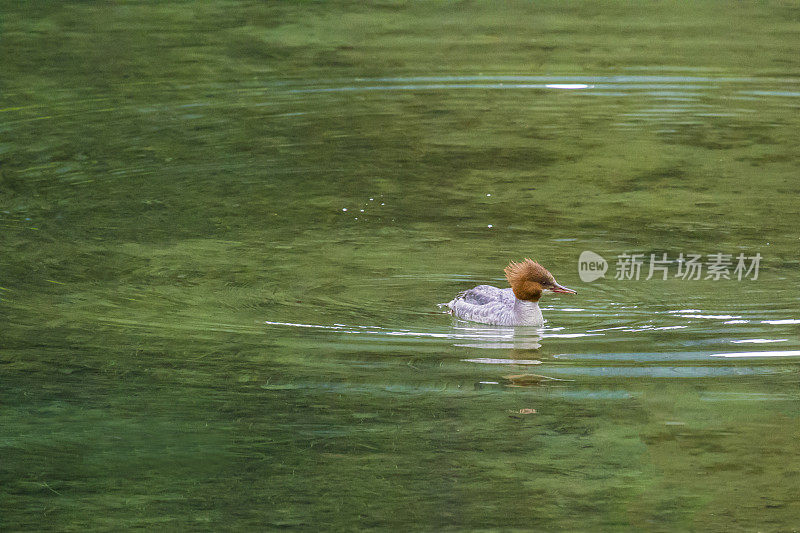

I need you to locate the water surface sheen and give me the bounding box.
[3,2,800,530]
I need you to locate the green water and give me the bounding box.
[3,2,800,530]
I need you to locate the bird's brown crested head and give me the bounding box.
[504,258,576,301]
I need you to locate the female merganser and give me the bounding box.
[443,258,576,326]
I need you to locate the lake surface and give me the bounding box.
[3,2,800,530]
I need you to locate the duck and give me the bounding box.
[443,258,576,326]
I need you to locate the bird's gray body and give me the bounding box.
[443,285,544,326]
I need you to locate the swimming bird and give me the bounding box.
[443,259,576,326]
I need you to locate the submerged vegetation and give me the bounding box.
[2,1,800,530]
